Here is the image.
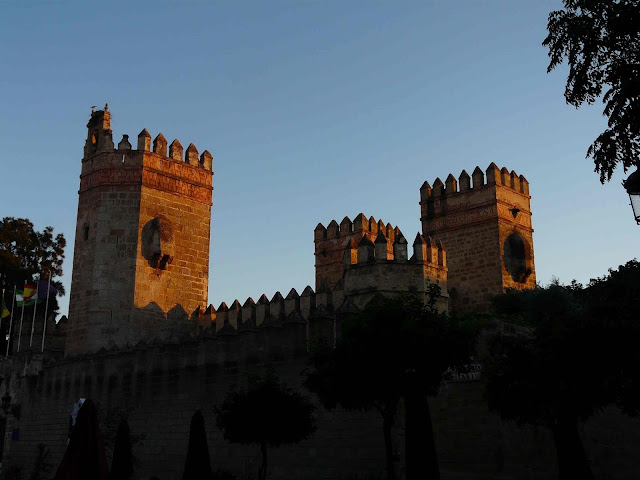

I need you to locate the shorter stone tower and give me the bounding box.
[420,163,535,312]
[314,214,400,291]
[342,230,448,310]
[315,214,448,309]
[66,106,214,356]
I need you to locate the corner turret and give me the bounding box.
[84,104,114,158]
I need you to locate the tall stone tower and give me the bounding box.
[66,106,213,356]
[420,163,535,312]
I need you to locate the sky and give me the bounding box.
[0,1,637,318]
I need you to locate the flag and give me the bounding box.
[1,297,9,319]
[37,280,57,299]
[16,284,38,307]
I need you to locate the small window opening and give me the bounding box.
[504,233,530,283]
[83,224,90,241]
[91,130,98,145]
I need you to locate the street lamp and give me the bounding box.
[623,167,640,224]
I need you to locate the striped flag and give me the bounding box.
[16,284,38,307]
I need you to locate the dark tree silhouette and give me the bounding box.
[99,406,145,471]
[183,410,213,480]
[0,217,66,294]
[306,290,479,480]
[543,0,640,182]
[215,371,316,480]
[485,261,640,480]
[110,418,134,480]
[54,399,109,480]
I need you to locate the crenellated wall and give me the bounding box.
[314,213,402,292]
[67,106,214,357]
[342,231,448,310]
[420,163,535,312]
[3,311,639,480]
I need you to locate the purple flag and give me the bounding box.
[37,280,57,299]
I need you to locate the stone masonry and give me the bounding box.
[66,106,213,356]
[420,165,536,312]
[22,109,640,480]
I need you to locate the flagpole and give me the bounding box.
[41,274,52,352]
[29,274,40,348]
[5,286,16,357]
[17,280,26,353]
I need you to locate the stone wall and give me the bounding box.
[3,326,639,480]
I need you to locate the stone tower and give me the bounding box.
[420,163,535,312]
[66,106,214,356]
[314,214,400,291]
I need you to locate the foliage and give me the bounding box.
[215,369,316,480]
[484,260,640,479]
[584,259,640,416]
[543,0,640,182]
[305,290,479,480]
[0,217,66,353]
[0,217,66,295]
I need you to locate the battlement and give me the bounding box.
[83,114,213,174]
[419,163,529,204]
[210,264,447,338]
[340,231,446,267]
[78,107,213,207]
[314,213,400,241]
[314,213,401,291]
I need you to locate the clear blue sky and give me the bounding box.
[1,1,637,318]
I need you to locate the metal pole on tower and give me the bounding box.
[5,285,16,357]
[41,274,52,352]
[29,275,40,348]
[17,280,26,352]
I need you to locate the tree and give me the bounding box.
[0,217,66,293]
[543,0,640,182]
[0,217,66,353]
[54,399,110,480]
[215,370,316,480]
[305,290,479,480]
[484,263,640,480]
[183,410,213,480]
[98,406,145,471]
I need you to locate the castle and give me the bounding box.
[2,108,633,479]
[67,106,534,356]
